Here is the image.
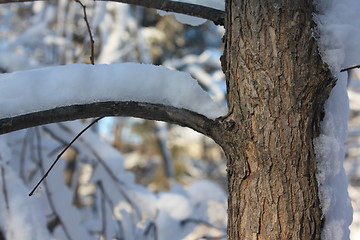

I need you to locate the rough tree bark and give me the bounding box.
[214,0,335,239]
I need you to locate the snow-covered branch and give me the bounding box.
[96,0,225,25]
[0,63,226,136]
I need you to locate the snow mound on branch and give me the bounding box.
[313,0,360,239]
[0,63,226,119]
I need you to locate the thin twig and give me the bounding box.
[75,0,95,65]
[97,181,124,238]
[60,122,144,222]
[340,64,360,72]
[44,123,143,221]
[29,117,104,196]
[98,181,107,240]
[144,219,158,240]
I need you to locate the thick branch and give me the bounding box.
[0,0,225,25]
[0,101,222,138]
[96,0,225,25]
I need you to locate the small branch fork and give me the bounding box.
[75,0,95,65]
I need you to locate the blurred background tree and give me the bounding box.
[0,1,228,239]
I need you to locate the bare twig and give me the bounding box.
[154,122,175,181]
[45,122,144,222]
[144,219,158,240]
[55,122,143,220]
[341,64,360,72]
[97,181,124,238]
[55,122,125,184]
[29,117,104,196]
[98,181,107,240]
[75,0,95,65]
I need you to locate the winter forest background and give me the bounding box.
[0,1,360,240]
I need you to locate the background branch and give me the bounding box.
[0,164,9,211]
[75,0,95,64]
[0,101,222,139]
[0,0,225,25]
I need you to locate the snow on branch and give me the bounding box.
[96,0,225,25]
[0,63,226,136]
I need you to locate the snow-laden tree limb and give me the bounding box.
[96,0,225,25]
[0,63,226,136]
[0,101,221,137]
[0,0,225,25]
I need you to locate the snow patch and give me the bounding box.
[313,74,353,240]
[313,0,360,238]
[314,0,360,73]
[0,63,226,119]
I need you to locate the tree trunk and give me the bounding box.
[217,0,336,239]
